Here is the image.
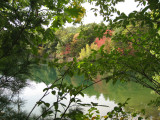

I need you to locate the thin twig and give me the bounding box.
[26,65,72,120]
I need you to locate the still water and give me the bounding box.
[21,81,117,117]
[19,65,160,119]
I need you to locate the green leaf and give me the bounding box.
[131,20,135,27]
[143,1,146,6]
[138,117,143,120]
[56,109,61,113]
[141,109,145,115]
[44,102,50,107]
[54,102,58,110]
[42,112,47,118]
[96,110,100,114]
[117,11,120,15]
[109,114,113,118]
[52,90,56,95]
[60,103,66,107]
[99,45,105,53]
[141,6,149,13]
[126,98,131,102]
[58,92,63,96]
[43,88,48,92]
[114,107,119,111]
[76,99,81,102]
[91,102,98,106]
[132,113,137,117]
[73,57,77,62]
[37,101,43,106]
[103,17,106,21]
[128,13,135,18]
[79,92,84,97]
[47,111,53,115]
[71,98,75,102]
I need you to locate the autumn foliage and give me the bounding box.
[95,30,113,48]
[62,44,71,55]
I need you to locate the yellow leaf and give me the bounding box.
[120,117,125,120]
[84,118,89,120]
[104,115,108,118]
[92,117,96,120]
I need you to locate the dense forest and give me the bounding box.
[0,0,160,120]
[38,23,112,61]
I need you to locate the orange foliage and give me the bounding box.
[60,44,71,55]
[95,29,134,55]
[73,33,79,43]
[95,30,113,53]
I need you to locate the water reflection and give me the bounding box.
[20,81,117,117]
[24,65,160,119]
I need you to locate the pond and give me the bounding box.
[19,65,160,119]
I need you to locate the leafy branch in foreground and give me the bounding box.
[1,0,160,119]
[0,0,86,119]
[26,59,150,120]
